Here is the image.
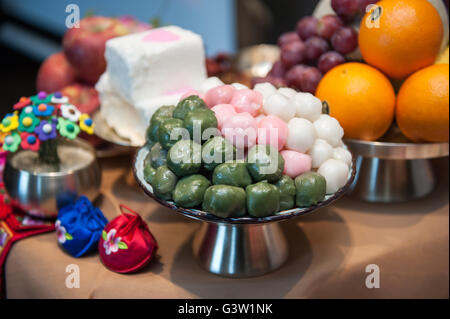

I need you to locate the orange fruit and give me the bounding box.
[359,0,443,79]
[315,62,396,141]
[396,64,449,142]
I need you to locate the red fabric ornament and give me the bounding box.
[0,195,55,299]
[98,205,158,274]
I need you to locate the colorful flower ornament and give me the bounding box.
[79,114,94,134]
[50,92,69,104]
[22,106,34,116]
[35,118,57,141]
[0,131,7,145]
[30,91,51,104]
[18,112,40,133]
[20,132,40,151]
[2,132,21,152]
[13,96,32,110]
[0,91,94,160]
[0,113,19,133]
[60,104,81,122]
[57,117,80,139]
[33,103,54,117]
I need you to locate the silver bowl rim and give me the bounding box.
[133,143,356,225]
[5,138,98,178]
[344,138,449,160]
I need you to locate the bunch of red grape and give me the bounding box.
[254,0,378,94]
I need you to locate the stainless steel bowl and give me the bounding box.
[3,138,101,218]
[134,143,356,277]
[346,138,449,203]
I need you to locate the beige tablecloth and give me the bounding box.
[5,156,449,298]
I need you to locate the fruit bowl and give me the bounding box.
[134,142,356,277]
[346,131,449,202]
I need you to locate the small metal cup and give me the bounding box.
[3,138,101,218]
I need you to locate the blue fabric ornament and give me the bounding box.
[56,196,108,257]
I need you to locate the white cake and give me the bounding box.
[105,25,207,103]
[97,26,211,145]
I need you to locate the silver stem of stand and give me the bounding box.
[193,221,288,278]
[349,156,436,202]
[345,138,448,203]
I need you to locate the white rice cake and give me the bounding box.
[105,25,207,104]
[96,73,186,146]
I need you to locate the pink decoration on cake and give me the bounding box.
[141,29,180,42]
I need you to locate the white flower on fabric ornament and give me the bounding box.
[102,228,128,255]
[293,92,322,122]
[263,93,296,122]
[286,117,316,153]
[103,228,121,255]
[308,138,334,168]
[55,220,72,244]
[318,158,349,194]
[313,114,344,147]
[60,104,81,122]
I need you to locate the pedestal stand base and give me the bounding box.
[193,222,288,278]
[349,156,435,202]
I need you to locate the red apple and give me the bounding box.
[61,83,100,115]
[117,15,152,33]
[36,52,78,93]
[61,83,107,147]
[63,16,129,85]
